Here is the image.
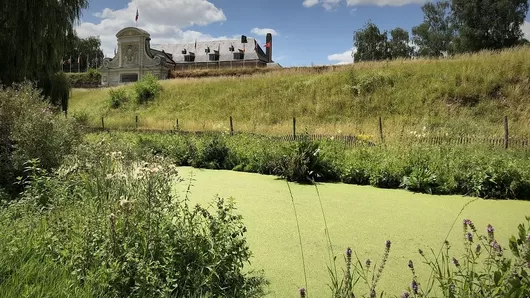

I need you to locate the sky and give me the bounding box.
[77,0,530,67]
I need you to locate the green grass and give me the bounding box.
[173,167,530,297]
[71,46,530,139]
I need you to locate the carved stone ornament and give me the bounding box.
[122,44,139,65]
[154,56,161,66]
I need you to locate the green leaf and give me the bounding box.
[509,236,520,257]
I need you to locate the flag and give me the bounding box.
[135,8,139,22]
[264,42,271,48]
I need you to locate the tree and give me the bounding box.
[0,0,89,111]
[63,35,104,72]
[412,1,456,57]
[388,28,413,59]
[451,0,529,52]
[353,21,389,62]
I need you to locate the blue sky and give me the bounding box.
[78,0,530,67]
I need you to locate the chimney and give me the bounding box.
[266,33,272,63]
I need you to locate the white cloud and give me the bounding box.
[76,0,226,57]
[522,21,530,41]
[328,48,357,65]
[303,0,427,10]
[302,0,320,7]
[250,28,279,36]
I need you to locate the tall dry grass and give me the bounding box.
[70,46,530,140]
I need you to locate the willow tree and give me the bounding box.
[0,0,89,112]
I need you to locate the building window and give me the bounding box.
[120,73,138,83]
[209,53,220,61]
[233,52,245,60]
[184,53,195,62]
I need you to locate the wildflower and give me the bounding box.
[401,292,410,298]
[527,234,530,242]
[411,280,419,294]
[452,257,460,267]
[365,259,371,267]
[418,249,424,256]
[386,240,391,250]
[466,232,473,242]
[487,224,495,239]
[370,289,376,298]
[527,262,530,269]
[475,244,481,254]
[491,240,503,255]
[299,288,306,298]
[463,219,472,227]
[408,260,414,269]
[346,247,352,258]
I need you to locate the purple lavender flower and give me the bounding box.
[299,288,306,298]
[476,244,481,254]
[463,219,472,226]
[408,260,414,269]
[386,240,391,250]
[466,232,473,242]
[411,280,419,294]
[452,257,460,267]
[526,234,530,242]
[487,224,495,239]
[418,248,424,256]
[401,292,410,298]
[527,262,530,269]
[346,247,352,258]
[365,259,371,267]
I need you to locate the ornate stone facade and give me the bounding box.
[100,27,175,86]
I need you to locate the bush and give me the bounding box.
[0,82,82,197]
[192,135,231,169]
[65,70,101,86]
[108,87,129,109]
[134,73,161,104]
[0,148,267,297]
[278,136,340,183]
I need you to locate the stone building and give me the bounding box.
[100,27,280,86]
[100,27,176,86]
[154,33,278,71]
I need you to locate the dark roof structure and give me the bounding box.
[152,37,270,64]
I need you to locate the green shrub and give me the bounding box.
[0,82,82,197]
[0,145,267,297]
[192,135,231,169]
[65,70,101,86]
[108,87,129,109]
[278,136,340,183]
[134,73,161,104]
[350,70,395,96]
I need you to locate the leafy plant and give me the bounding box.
[108,87,129,109]
[134,73,161,105]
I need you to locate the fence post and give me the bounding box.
[230,116,234,136]
[101,117,105,130]
[293,117,296,141]
[504,116,509,149]
[176,119,179,131]
[135,115,138,129]
[378,116,384,143]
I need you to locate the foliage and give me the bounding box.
[353,21,390,62]
[62,36,104,73]
[0,142,267,297]
[451,0,529,53]
[106,132,530,200]
[278,136,341,184]
[0,0,88,111]
[0,82,82,197]
[134,73,162,105]
[109,87,130,109]
[66,69,102,86]
[402,218,530,297]
[412,1,456,57]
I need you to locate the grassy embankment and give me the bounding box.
[71,47,530,140]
